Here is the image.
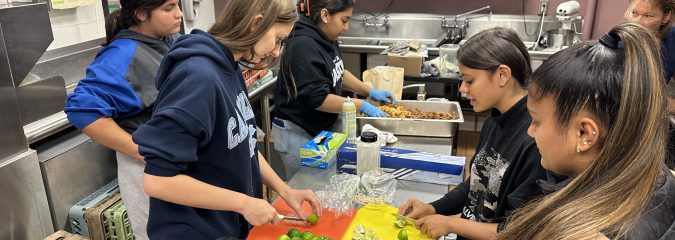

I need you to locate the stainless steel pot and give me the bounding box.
[546,28,575,49]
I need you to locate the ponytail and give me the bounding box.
[104,10,124,46]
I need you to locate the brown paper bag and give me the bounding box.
[362,66,404,101]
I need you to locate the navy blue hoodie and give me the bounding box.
[132,29,262,240]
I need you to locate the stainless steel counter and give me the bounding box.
[287,135,454,207]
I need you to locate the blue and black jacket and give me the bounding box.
[65,30,175,132]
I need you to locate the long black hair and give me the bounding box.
[104,0,168,46]
[457,27,532,87]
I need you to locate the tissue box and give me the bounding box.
[300,131,347,169]
[337,144,465,185]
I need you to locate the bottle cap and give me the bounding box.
[360,131,378,143]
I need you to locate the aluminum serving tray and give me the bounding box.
[356,100,464,137]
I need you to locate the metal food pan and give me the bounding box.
[356,100,464,137]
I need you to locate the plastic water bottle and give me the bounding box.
[357,131,380,176]
[342,97,357,144]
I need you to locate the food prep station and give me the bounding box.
[0,1,584,239]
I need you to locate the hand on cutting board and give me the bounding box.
[369,88,395,104]
[398,198,436,219]
[241,197,281,226]
[281,188,323,219]
[416,214,456,238]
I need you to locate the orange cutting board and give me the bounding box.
[247,198,356,239]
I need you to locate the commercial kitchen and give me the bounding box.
[2,0,672,240]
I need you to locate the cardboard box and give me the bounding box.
[337,144,465,185]
[300,131,347,169]
[387,54,423,77]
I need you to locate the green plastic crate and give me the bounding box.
[104,201,134,240]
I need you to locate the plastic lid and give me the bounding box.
[360,131,378,143]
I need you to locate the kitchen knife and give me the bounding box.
[390,212,416,226]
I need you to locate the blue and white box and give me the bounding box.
[337,144,466,185]
[300,131,347,169]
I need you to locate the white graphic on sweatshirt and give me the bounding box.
[462,147,510,222]
[332,56,344,87]
[227,92,257,158]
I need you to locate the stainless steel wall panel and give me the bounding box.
[0,25,28,160]
[0,3,53,87]
[36,130,117,231]
[15,76,66,124]
[30,38,101,90]
[0,150,53,240]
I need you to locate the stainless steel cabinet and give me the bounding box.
[0,150,53,240]
[36,130,117,231]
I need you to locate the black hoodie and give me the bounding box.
[132,29,262,240]
[275,15,345,136]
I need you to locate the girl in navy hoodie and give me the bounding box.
[132,0,320,239]
[65,1,182,239]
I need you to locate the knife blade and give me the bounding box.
[277,214,306,223]
[390,212,416,226]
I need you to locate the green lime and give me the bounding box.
[397,229,408,240]
[310,237,320,240]
[301,231,314,240]
[277,235,291,240]
[394,219,406,228]
[306,213,319,225]
[287,228,302,238]
[290,237,302,240]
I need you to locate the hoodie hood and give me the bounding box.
[291,15,336,53]
[155,29,239,89]
[113,29,174,55]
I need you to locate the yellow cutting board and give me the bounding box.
[341,204,433,240]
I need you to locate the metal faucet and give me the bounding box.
[363,15,390,28]
[402,84,426,101]
[440,6,491,44]
[442,5,491,29]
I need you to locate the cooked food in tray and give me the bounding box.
[375,104,458,120]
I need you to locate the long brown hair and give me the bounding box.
[626,0,674,37]
[208,0,297,67]
[499,22,667,239]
